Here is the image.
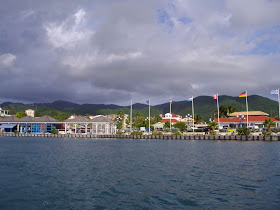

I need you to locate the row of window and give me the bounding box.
[21,123,54,133]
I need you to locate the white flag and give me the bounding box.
[271,89,279,95]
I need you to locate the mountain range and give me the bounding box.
[1,95,279,121]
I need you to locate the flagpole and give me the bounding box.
[170,99,171,131]
[217,93,220,129]
[246,91,249,127]
[192,97,194,133]
[130,101,132,133]
[148,99,150,134]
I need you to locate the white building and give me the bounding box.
[161,113,182,122]
[25,109,35,117]
[0,107,9,117]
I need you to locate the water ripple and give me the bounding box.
[0,137,280,209]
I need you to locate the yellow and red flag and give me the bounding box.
[239,92,247,97]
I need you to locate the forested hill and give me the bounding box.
[1,95,278,121]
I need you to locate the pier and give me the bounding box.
[0,132,280,141]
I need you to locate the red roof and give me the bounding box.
[171,113,179,117]
[163,113,181,118]
[162,119,179,123]
[214,116,279,123]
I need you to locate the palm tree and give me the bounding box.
[226,105,236,115]
[217,105,227,117]
[263,119,275,132]
[208,121,218,130]
[217,105,237,117]
[194,114,203,123]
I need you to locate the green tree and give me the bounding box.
[133,111,147,128]
[173,122,186,131]
[116,110,125,129]
[226,105,236,115]
[194,114,203,123]
[237,127,251,136]
[208,121,218,130]
[51,129,59,134]
[53,113,71,121]
[217,105,237,117]
[136,111,143,117]
[263,119,276,132]
[153,114,162,123]
[164,121,171,129]
[15,112,26,118]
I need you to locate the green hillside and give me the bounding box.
[1,95,278,121]
[155,95,278,121]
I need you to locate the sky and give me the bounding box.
[0,0,280,105]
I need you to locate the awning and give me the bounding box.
[0,124,17,129]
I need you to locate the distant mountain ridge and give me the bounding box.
[1,95,279,120]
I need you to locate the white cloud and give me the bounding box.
[45,9,93,49]
[226,0,280,28]
[0,53,16,67]
[1,0,280,104]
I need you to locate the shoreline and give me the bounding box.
[0,133,279,141]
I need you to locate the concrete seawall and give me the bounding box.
[0,133,280,141]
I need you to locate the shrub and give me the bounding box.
[152,131,163,135]
[116,131,123,135]
[251,128,260,133]
[195,128,204,132]
[236,127,251,136]
[271,128,280,133]
[131,131,142,135]
[164,128,179,133]
[219,129,228,132]
[262,131,272,136]
[209,130,216,135]
[14,130,19,134]
[173,131,182,136]
[51,129,59,134]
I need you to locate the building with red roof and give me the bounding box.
[161,113,182,124]
[214,111,280,128]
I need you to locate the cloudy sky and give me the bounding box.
[0,0,280,105]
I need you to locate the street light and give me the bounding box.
[237,113,246,128]
[186,114,192,130]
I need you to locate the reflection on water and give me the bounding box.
[0,137,279,209]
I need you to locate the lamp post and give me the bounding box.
[145,117,149,133]
[116,117,122,131]
[237,114,246,128]
[186,114,192,130]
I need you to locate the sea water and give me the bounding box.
[0,137,279,209]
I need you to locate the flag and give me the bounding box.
[188,96,193,101]
[271,89,279,95]
[239,92,246,97]
[213,93,218,100]
[169,99,172,104]
[146,100,150,105]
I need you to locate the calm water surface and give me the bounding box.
[0,137,280,209]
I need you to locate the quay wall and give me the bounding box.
[0,133,280,141]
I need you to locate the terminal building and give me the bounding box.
[0,114,116,134]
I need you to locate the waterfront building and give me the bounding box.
[161,113,182,124]
[64,115,116,134]
[0,115,116,134]
[0,115,58,133]
[152,122,165,130]
[0,107,9,117]
[25,109,35,117]
[215,111,280,128]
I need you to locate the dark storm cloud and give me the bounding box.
[0,0,280,105]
